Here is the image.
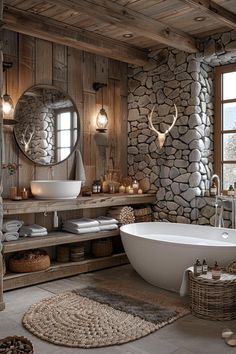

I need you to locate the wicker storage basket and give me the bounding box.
[70,244,85,262]
[92,238,113,257]
[56,245,70,262]
[189,271,236,320]
[133,205,152,223]
[0,336,34,353]
[9,249,50,273]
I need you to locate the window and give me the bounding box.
[214,64,236,190]
[55,108,77,162]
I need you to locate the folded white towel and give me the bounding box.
[99,224,118,231]
[179,266,193,297]
[19,224,48,237]
[3,220,24,233]
[3,231,19,242]
[62,226,100,234]
[96,216,118,225]
[63,218,99,229]
[28,231,48,237]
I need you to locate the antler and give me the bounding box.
[21,125,35,152]
[148,104,178,148]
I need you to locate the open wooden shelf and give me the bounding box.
[3,229,120,254]
[3,253,129,291]
[3,193,156,215]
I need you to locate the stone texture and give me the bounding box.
[126,32,236,224]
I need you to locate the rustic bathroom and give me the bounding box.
[1,1,236,353]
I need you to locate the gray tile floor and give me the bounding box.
[1,265,236,354]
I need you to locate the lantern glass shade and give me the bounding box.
[96,107,108,132]
[3,94,14,116]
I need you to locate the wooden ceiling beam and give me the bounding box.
[180,0,236,29]
[48,0,198,53]
[3,6,148,67]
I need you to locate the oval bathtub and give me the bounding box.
[120,222,236,292]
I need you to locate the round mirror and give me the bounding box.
[14,85,80,166]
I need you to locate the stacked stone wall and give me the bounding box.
[128,29,236,225]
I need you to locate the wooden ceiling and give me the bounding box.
[2,0,236,65]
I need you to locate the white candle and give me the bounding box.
[132,180,139,192]
[125,185,131,193]
[137,188,143,194]
[119,185,125,193]
[128,187,134,194]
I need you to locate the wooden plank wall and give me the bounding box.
[2,29,128,200]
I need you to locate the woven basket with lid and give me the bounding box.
[189,270,236,320]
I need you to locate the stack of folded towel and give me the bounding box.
[62,218,100,234]
[19,224,48,237]
[62,216,119,234]
[95,216,118,231]
[2,220,24,242]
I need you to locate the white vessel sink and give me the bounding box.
[30,180,82,199]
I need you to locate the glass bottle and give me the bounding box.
[212,261,221,280]
[202,258,208,274]
[92,180,98,193]
[194,258,202,276]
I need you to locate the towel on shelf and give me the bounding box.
[3,220,24,233]
[179,266,193,297]
[25,231,48,237]
[75,148,86,185]
[19,224,48,237]
[63,218,100,229]
[99,224,118,231]
[62,226,100,234]
[3,231,19,242]
[95,216,118,226]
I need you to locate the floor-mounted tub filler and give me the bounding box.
[120,222,236,292]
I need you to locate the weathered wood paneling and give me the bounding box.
[2,29,128,200]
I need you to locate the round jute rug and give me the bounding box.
[22,292,157,348]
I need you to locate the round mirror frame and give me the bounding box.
[13,84,80,166]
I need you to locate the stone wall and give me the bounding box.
[128,29,236,225]
[15,95,56,164]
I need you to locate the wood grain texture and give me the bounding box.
[3,6,148,66]
[2,29,128,198]
[3,229,120,253]
[0,0,5,310]
[3,253,129,291]
[47,0,198,53]
[180,0,236,29]
[3,194,156,215]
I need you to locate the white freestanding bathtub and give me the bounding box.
[120,222,236,292]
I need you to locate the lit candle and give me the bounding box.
[128,187,134,194]
[125,185,131,193]
[138,188,143,194]
[119,185,125,193]
[132,180,139,193]
[21,188,29,200]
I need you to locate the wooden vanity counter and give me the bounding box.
[1,193,156,292]
[3,193,156,215]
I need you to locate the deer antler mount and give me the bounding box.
[148,104,178,148]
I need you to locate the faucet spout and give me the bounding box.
[210,174,221,197]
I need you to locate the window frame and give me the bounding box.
[55,107,77,162]
[214,63,236,190]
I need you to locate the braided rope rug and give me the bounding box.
[22,286,189,348]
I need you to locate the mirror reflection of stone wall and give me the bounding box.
[14,86,78,165]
